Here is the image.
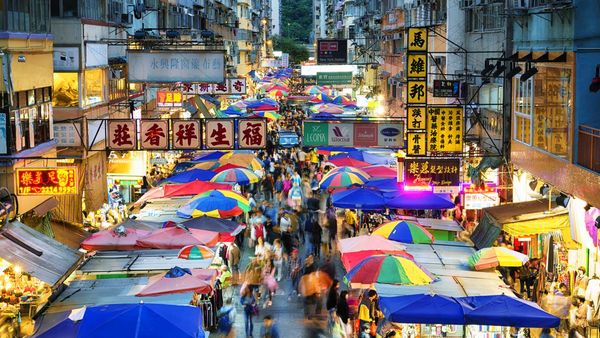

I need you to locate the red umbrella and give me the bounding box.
[362,165,398,179]
[329,157,371,168]
[213,163,245,173]
[81,228,150,251]
[135,180,231,206]
[136,226,219,249]
[136,267,214,297]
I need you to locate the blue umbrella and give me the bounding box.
[330,151,391,165]
[181,215,242,234]
[221,106,245,116]
[380,294,469,324]
[311,112,338,120]
[161,169,216,184]
[384,191,455,210]
[32,303,205,338]
[460,295,560,328]
[365,178,401,192]
[193,151,227,162]
[172,161,200,174]
[332,187,385,210]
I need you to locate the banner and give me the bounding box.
[433,80,460,98]
[316,72,353,85]
[427,106,464,153]
[317,39,348,64]
[302,121,404,148]
[127,50,225,83]
[404,158,460,188]
[16,167,78,195]
[156,91,183,107]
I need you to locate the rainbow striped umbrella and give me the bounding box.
[247,111,282,120]
[468,247,529,270]
[269,89,289,97]
[210,168,260,185]
[177,189,250,218]
[177,245,215,260]
[304,85,323,95]
[326,166,369,177]
[320,169,370,189]
[344,254,436,286]
[372,220,434,244]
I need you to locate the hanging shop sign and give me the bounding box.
[404,158,460,189]
[317,39,348,64]
[238,119,267,149]
[172,120,201,149]
[53,123,82,147]
[406,132,427,156]
[16,167,78,195]
[433,80,460,98]
[205,120,235,150]
[407,28,428,52]
[407,54,427,78]
[127,50,225,83]
[302,121,404,148]
[156,91,183,107]
[183,78,247,95]
[316,72,353,85]
[426,106,464,153]
[107,120,137,150]
[406,80,427,104]
[463,183,500,209]
[407,107,426,130]
[140,120,169,150]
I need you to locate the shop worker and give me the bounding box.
[359,289,379,338]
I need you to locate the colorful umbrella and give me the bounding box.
[341,250,413,271]
[213,163,245,173]
[329,157,371,168]
[344,254,436,286]
[160,169,216,184]
[372,220,435,244]
[266,84,289,92]
[136,267,213,296]
[383,190,455,209]
[218,153,263,171]
[177,245,215,260]
[181,215,242,234]
[80,228,150,251]
[304,85,323,95]
[136,226,220,249]
[210,168,260,185]
[326,166,370,177]
[338,235,406,254]
[468,247,529,270]
[317,104,345,114]
[319,170,370,189]
[363,165,398,178]
[269,89,289,97]
[177,189,251,218]
[221,105,244,116]
[193,151,227,161]
[332,188,386,210]
[247,111,282,120]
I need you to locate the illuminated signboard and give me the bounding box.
[156,91,183,107]
[16,167,78,195]
[463,183,500,209]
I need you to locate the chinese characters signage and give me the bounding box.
[316,72,353,85]
[407,28,428,52]
[205,120,235,149]
[53,123,82,147]
[172,120,201,149]
[407,54,427,78]
[16,167,78,195]
[427,106,464,153]
[317,39,348,64]
[407,107,426,131]
[184,78,247,95]
[433,80,460,98]
[407,80,427,104]
[238,119,267,149]
[404,159,460,188]
[463,184,500,209]
[107,120,136,150]
[406,132,427,156]
[302,121,404,148]
[156,91,183,107]
[406,27,428,157]
[127,51,225,83]
[140,120,169,150]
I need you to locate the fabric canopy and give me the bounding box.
[380,294,468,324]
[136,267,213,297]
[136,227,219,249]
[461,295,560,328]
[338,235,406,255]
[384,191,455,210]
[81,228,150,251]
[332,188,386,210]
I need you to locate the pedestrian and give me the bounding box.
[274,175,284,207]
[540,328,555,338]
[337,290,351,337]
[327,279,340,331]
[260,315,280,338]
[311,221,322,258]
[272,239,284,281]
[359,290,380,338]
[288,248,302,300]
[226,242,241,285]
[241,288,257,338]
[345,209,358,236]
[327,207,338,253]
[216,298,236,338]
[262,174,274,202]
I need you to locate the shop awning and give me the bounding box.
[470,199,574,249]
[0,221,83,287]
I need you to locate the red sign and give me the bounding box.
[16,167,78,195]
[156,91,183,107]
[172,120,201,149]
[107,120,136,150]
[205,120,234,149]
[353,123,378,147]
[238,119,267,149]
[140,120,169,150]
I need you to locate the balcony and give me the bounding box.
[577,125,600,172]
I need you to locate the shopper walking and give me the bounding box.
[241,288,257,337]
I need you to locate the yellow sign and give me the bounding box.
[407,80,427,104]
[407,132,427,156]
[407,106,426,130]
[407,54,427,78]
[427,106,464,153]
[407,28,428,52]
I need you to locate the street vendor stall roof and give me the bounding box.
[0,221,83,287]
[470,199,572,249]
[43,278,195,314]
[77,250,211,274]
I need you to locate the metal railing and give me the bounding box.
[577,125,600,172]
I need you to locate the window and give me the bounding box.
[392,37,403,54]
[33,103,52,147]
[53,72,79,107]
[513,76,533,145]
[84,68,106,106]
[466,4,503,33]
[2,0,50,33]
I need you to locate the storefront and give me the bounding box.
[107,151,147,205]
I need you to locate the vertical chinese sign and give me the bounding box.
[107,120,136,150]
[427,106,463,153]
[238,119,267,149]
[140,120,169,150]
[205,120,234,149]
[172,120,201,149]
[406,27,428,156]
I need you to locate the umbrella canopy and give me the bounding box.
[247,111,282,120]
[136,226,219,249]
[338,235,406,254]
[317,104,344,114]
[319,170,370,189]
[316,146,353,156]
[380,294,469,324]
[231,100,249,109]
[330,151,393,165]
[172,161,200,174]
[310,112,338,120]
[212,163,245,173]
[372,220,435,244]
[114,219,158,231]
[246,99,278,111]
[341,250,413,271]
[32,303,205,338]
[344,254,436,286]
[177,189,251,218]
[460,295,560,328]
[210,168,260,185]
[178,245,215,260]
[161,169,216,184]
[218,153,263,171]
[362,165,397,179]
[329,157,371,168]
[468,247,529,270]
[193,151,227,161]
[332,188,386,210]
[221,106,244,116]
[181,215,243,234]
[135,180,231,206]
[267,84,289,92]
[304,85,323,95]
[268,89,289,97]
[80,228,150,251]
[364,178,401,192]
[384,191,455,210]
[326,166,370,177]
[136,267,213,296]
